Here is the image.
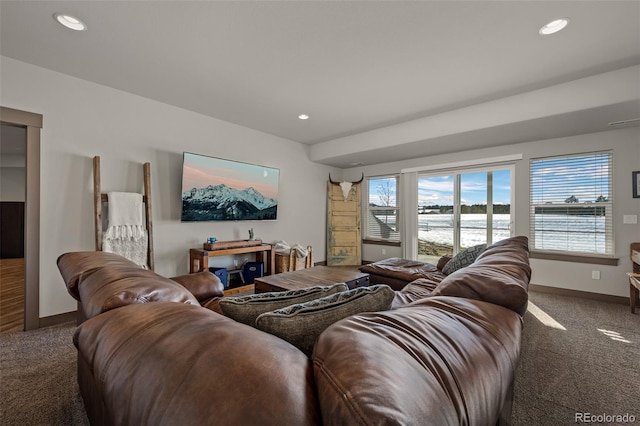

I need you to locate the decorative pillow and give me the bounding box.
[218,283,348,326]
[441,244,486,275]
[255,284,395,356]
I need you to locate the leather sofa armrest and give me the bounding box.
[201,296,223,315]
[170,271,224,302]
[436,255,452,271]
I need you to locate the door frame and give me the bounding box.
[0,106,41,331]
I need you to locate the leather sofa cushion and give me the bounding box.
[58,252,199,319]
[74,302,321,425]
[436,254,452,270]
[169,271,224,302]
[219,283,347,326]
[79,265,199,319]
[391,277,441,308]
[359,258,445,284]
[58,251,140,300]
[431,236,531,315]
[313,296,522,425]
[256,285,394,356]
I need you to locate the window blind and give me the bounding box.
[530,151,613,256]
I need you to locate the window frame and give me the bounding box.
[417,165,514,257]
[529,150,615,260]
[363,174,401,244]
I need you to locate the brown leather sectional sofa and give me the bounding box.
[57,236,531,425]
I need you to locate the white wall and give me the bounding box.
[1,57,338,318]
[350,127,640,298]
[0,163,25,201]
[1,129,26,201]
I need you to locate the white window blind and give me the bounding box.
[365,175,400,242]
[530,151,613,256]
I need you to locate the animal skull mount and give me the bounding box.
[329,173,364,201]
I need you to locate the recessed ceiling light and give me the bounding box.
[54,13,87,31]
[539,18,569,35]
[298,114,310,120]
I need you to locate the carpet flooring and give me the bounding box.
[0,321,87,426]
[513,291,640,425]
[1,290,638,425]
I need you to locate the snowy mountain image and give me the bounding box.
[181,184,278,221]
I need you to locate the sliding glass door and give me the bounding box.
[417,175,455,264]
[417,167,512,264]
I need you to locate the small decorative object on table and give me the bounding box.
[248,228,255,240]
[203,237,219,250]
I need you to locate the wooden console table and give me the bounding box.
[189,243,275,276]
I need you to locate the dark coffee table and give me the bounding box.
[254,266,370,293]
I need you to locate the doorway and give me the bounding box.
[0,124,26,331]
[0,107,41,331]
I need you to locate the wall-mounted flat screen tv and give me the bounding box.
[181,152,279,221]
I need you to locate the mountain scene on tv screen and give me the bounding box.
[181,184,277,221]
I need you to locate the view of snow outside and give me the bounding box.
[369,171,512,249]
[370,162,610,254]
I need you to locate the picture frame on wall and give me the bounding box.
[633,171,640,199]
[180,152,280,222]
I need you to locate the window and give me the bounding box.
[417,167,512,264]
[530,151,613,256]
[364,175,400,242]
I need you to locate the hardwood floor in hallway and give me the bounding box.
[0,258,25,332]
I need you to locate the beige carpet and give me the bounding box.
[512,291,640,425]
[0,321,88,425]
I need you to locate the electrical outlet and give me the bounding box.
[382,248,386,255]
[591,270,601,280]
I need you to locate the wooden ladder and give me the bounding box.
[93,156,154,270]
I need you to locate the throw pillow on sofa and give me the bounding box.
[255,284,394,356]
[219,283,348,326]
[441,243,486,275]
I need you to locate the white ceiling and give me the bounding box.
[1,1,639,167]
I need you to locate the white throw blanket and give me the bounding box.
[102,192,148,268]
[273,240,308,258]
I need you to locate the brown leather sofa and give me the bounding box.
[58,236,531,425]
[359,256,451,290]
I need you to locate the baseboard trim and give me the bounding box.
[38,311,76,328]
[529,284,628,305]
